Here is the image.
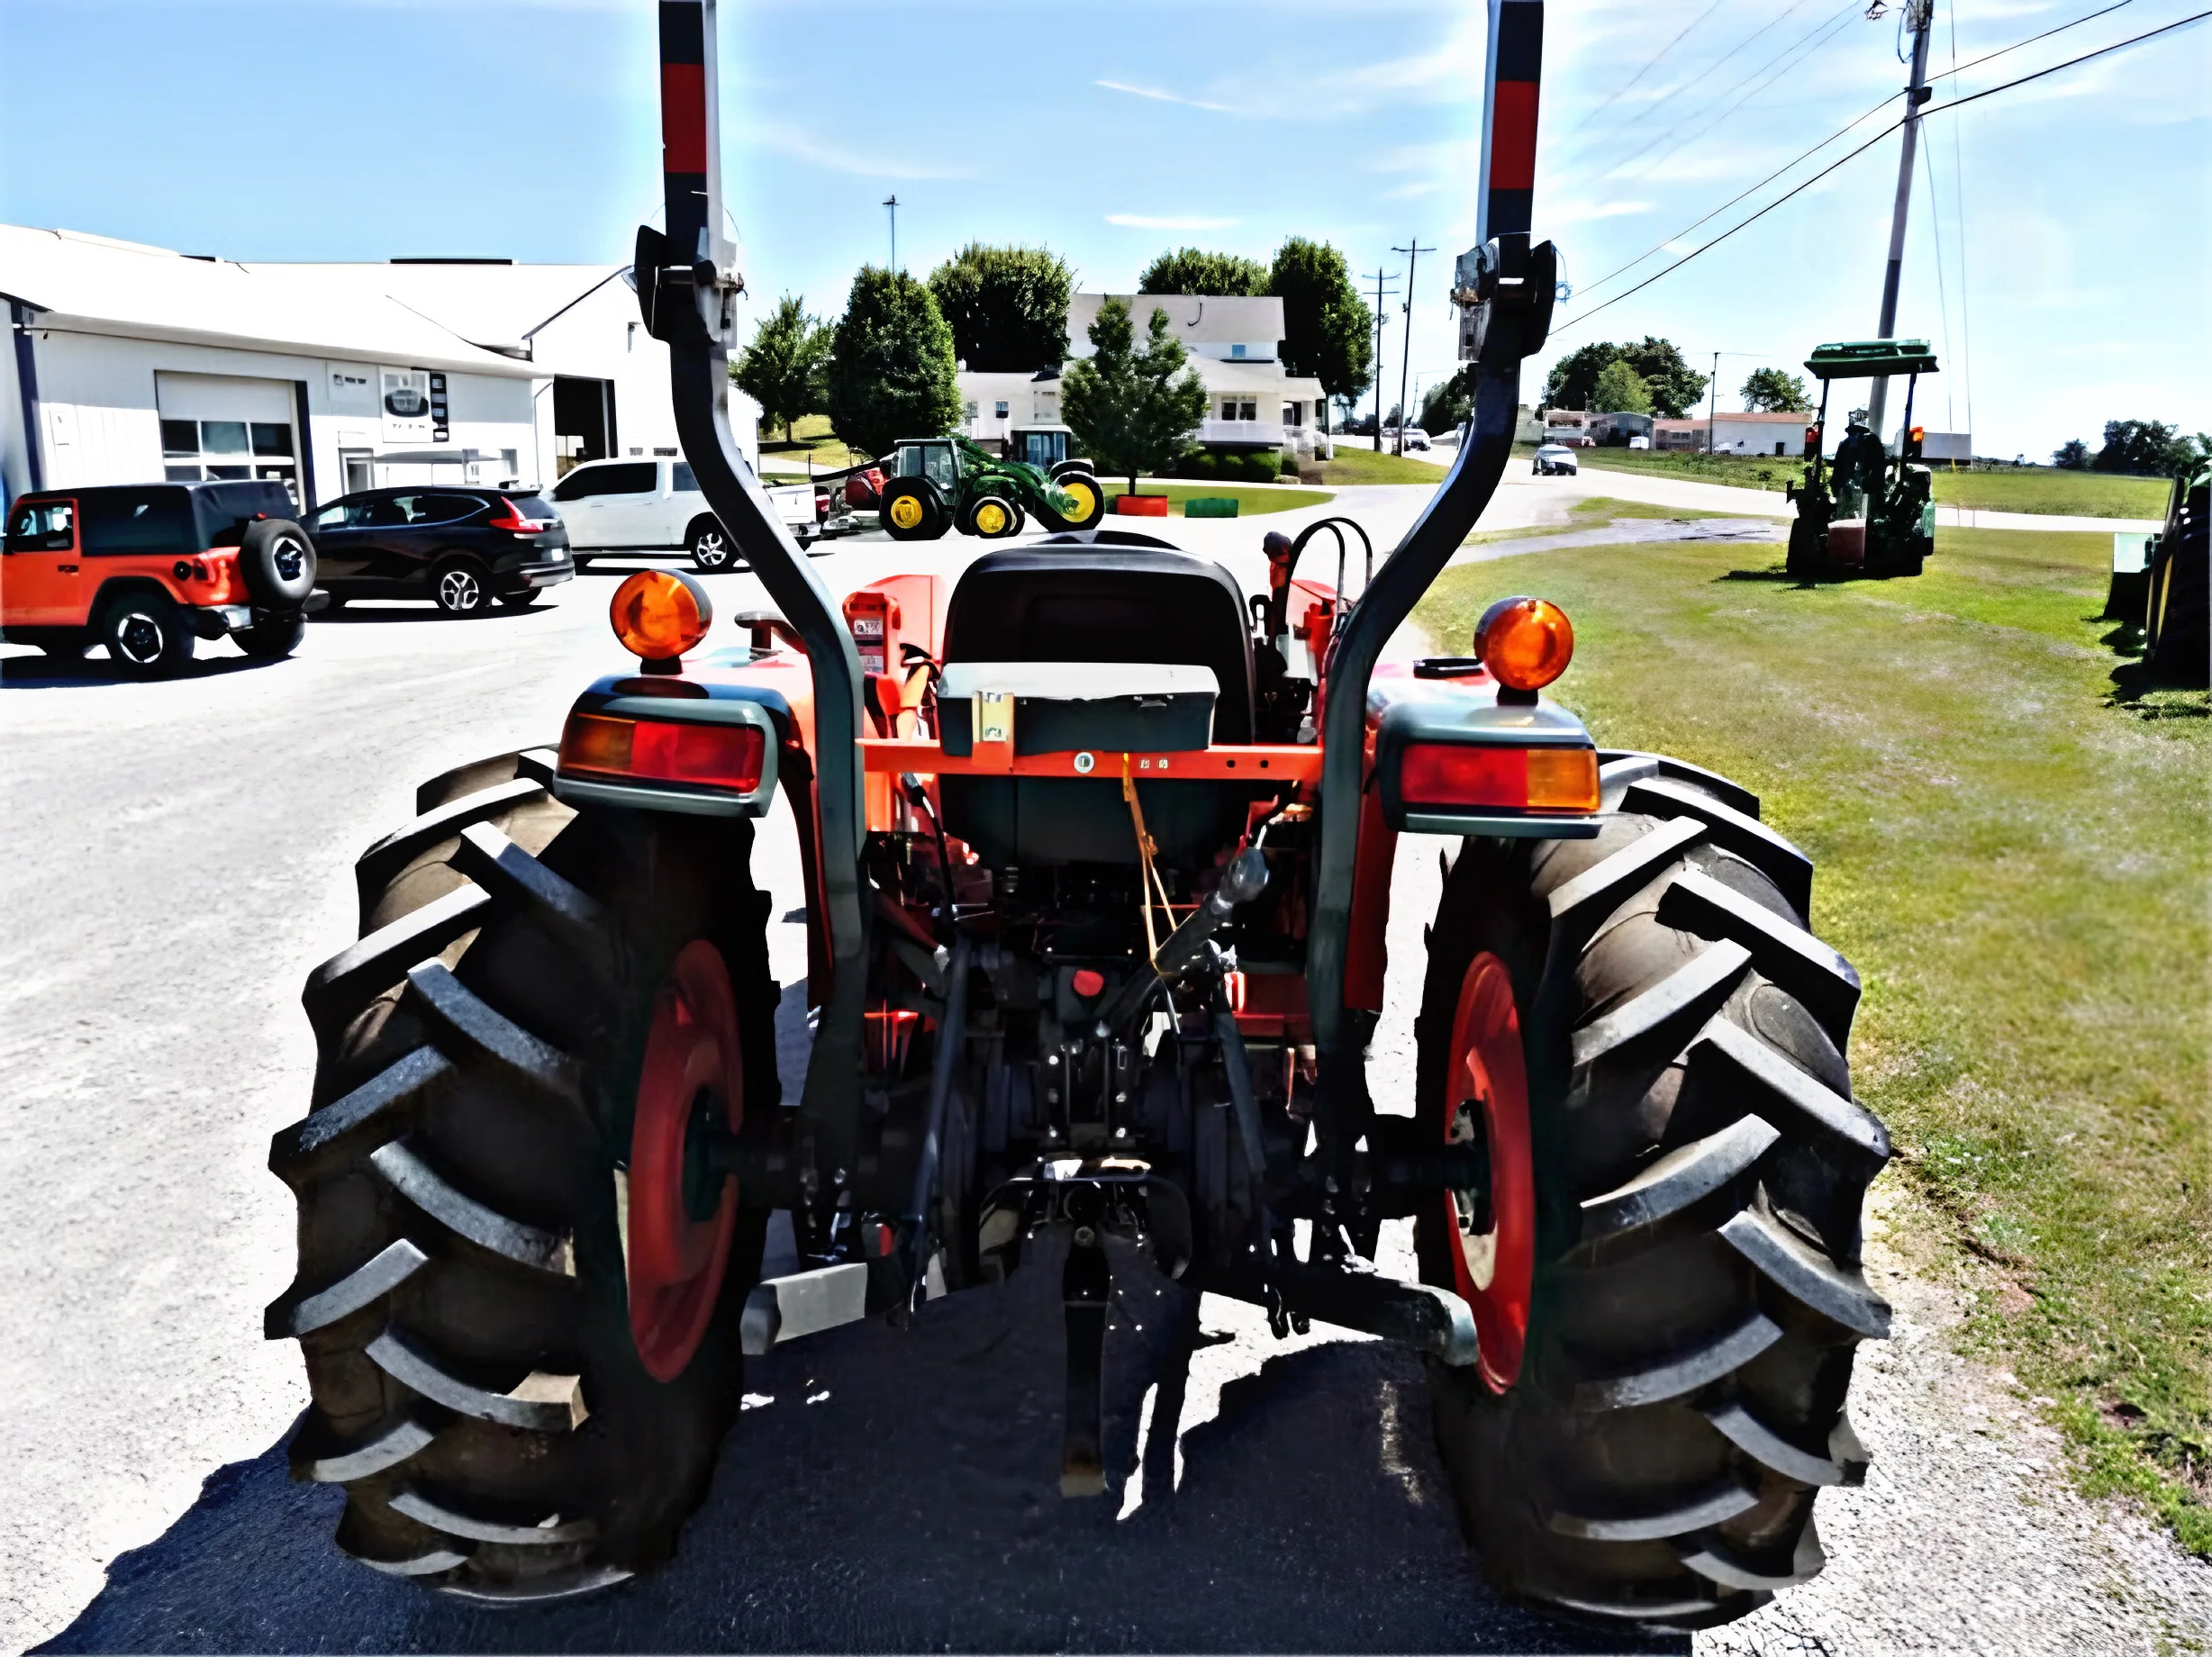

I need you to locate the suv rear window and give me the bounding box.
[80,488,194,556]
[5,498,75,552]
[551,462,657,501]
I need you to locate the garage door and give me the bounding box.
[155,372,303,506]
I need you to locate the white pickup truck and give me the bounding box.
[547,456,829,572]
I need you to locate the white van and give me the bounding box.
[548,456,825,571]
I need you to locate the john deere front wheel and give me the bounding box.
[879,477,945,541]
[1038,470,1105,532]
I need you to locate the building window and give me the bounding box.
[994,400,1009,420]
[1284,403,1302,426]
[1231,343,1247,358]
[1240,401,1257,422]
[964,401,979,422]
[160,416,298,503]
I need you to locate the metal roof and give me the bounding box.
[1804,340,1939,379]
[0,226,541,376]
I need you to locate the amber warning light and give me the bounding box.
[611,568,712,666]
[1474,595,1574,697]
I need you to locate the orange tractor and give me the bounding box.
[264,0,1890,1629]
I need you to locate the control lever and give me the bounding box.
[1101,847,1269,1028]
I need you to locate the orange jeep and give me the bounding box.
[2,479,322,676]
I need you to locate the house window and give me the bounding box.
[1284,403,1301,426]
[964,401,979,422]
[1231,343,1247,358]
[1239,401,1257,422]
[160,416,298,504]
[1221,400,1237,421]
[994,401,1010,420]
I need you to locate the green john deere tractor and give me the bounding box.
[1784,340,1939,580]
[877,433,1106,541]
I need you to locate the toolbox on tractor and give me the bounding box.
[1784,339,1941,580]
[265,0,1893,1632]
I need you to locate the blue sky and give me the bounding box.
[5,0,2204,458]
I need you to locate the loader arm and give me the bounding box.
[1306,0,1555,1198]
[641,0,871,1185]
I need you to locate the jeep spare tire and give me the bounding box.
[239,519,317,608]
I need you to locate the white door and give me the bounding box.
[590,459,665,548]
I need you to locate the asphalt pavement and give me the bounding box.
[4,485,2205,1654]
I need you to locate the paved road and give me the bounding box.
[5,492,2205,1653]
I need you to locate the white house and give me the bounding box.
[959,292,1331,459]
[1653,411,1813,456]
[1,224,759,513]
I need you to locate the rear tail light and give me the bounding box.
[489,497,548,532]
[1399,743,1598,814]
[814,488,831,521]
[560,712,766,792]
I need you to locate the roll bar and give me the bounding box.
[640,0,871,1186]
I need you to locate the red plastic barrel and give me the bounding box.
[1115,494,1171,517]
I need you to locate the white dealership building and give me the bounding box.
[1,224,757,513]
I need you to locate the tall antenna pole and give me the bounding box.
[1364,266,1401,445]
[1709,349,1719,454]
[1867,0,1934,446]
[1392,237,1436,453]
[883,194,900,273]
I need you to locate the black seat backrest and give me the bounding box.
[941,546,1256,742]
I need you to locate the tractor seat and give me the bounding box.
[940,545,1256,743]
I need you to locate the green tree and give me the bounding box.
[1591,360,1653,415]
[1138,247,1269,296]
[2052,438,2091,470]
[2093,419,2207,479]
[731,294,830,442]
[1544,337,1706,417]
[1268,236,1373,410]
[823,266,961,461]
[1740,367,1811,413]
[1060,298,1210,493]
[1419,367,1473,434]
[924,242,1074,373]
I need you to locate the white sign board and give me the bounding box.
[380,367,432,444]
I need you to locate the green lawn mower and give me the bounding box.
[877,434,1106,541]
[1784,340,1939,580]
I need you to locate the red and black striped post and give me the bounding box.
[1477,0,1544,274]
[657,1,712,269]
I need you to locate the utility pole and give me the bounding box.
[1708,350,1719,456]
[1392,238,1435,455]
[1364,266,1400,448]
[1866,0,1934,447]
[883,195,900,274]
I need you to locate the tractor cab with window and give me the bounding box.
[1784,339,1940,579]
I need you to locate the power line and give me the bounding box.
[1570,0,1822,161]
[1570,0,2159,309]
[1553,7,2212,334]
[1614,2,1865,185]
[1564,0,1727,139]
[1600,0,1862,182]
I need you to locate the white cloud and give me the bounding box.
[1548,199,1654,224]
[1095,79,1240,115]
[746,120,969,181]
[1105,213,1242,230]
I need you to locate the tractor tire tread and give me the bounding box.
[368,1137,576,1275]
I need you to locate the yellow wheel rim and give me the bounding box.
[888,494,924,530]
[1062,478,1098,521]
[975,502,1008,536]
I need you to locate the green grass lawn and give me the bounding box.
[1310,447,1452,485]
[1573,445,2176,520]
[1933,467,2174,521]
[1419,526,2211,1552]
[1101,480,1337,517]
[758,413,868,475]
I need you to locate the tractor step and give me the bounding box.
[739,1263,869,1355]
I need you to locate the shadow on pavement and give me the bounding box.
[1,650,275,687]
[39,1245,1678,1655]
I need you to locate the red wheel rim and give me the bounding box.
[627,938,744,1382]
[1442,951,1536,1392]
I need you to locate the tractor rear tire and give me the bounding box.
[1417,750,1889,1631]
[880,477,946,541]
[266,750,780,1600]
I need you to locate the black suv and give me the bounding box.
[305,487,572,615]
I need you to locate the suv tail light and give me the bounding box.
[814,488,832,521]
[1399,743,1598,813]
[560,712,765,792]
[490,497,548,533]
